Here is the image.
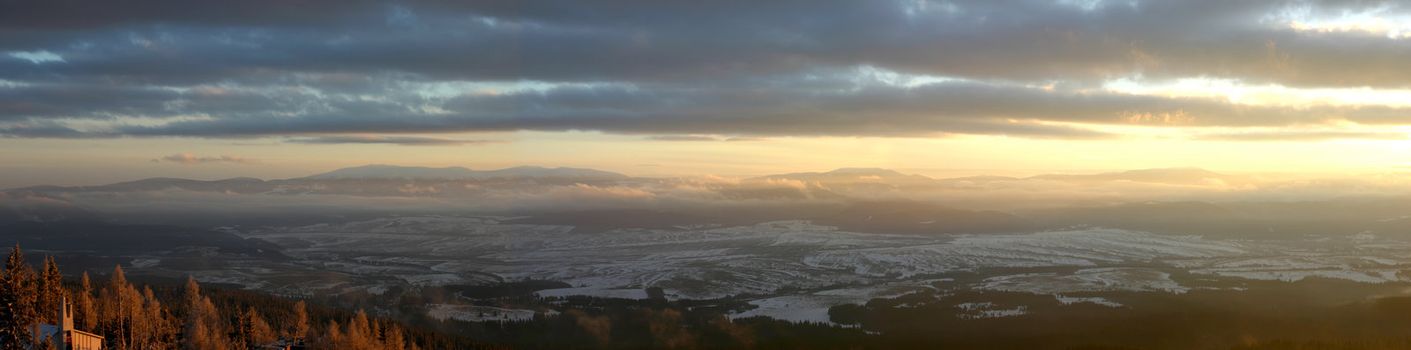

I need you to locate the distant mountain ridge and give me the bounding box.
[1024,167,1247,186]
[750,167,934,183]
[303,164,629,180]
[2,164,632,195]
[754,167,1245,187]
[3,165,1244,196]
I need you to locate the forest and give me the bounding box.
[0,244,492,350]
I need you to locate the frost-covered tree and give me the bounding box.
[0,244,37,350]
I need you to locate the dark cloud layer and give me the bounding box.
[2,0,1410,140]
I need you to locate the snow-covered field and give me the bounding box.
[213,216,1411,324]
[535,287,650,300]
[243,218,1255,297]
[977,268,1189,294]
[729,283,935,323]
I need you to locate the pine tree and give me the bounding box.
[289,300,310,341]
[181,277,231,350]
[232,308,251,350]
[369,321,382,349]
[236,307,275,348]
[0,247,14,349]
[181,277,202,350]
[135,286,175,349]
[191,299,233,350]
[37,256,64,325]
[348,310,377,350]
[182,276,201,316]
[382,323,407,350]
[249,308,275,346]
[319,320,344,350]
[0,244,37,350]
[75,272,98,331]
[100,265,137,349]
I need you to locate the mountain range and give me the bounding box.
[5,165,1250,195]
[304,164,628,180]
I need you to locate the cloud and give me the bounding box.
[154,153,255,164]
[7,50,64,64]
[0,83,181,120]
[2,1,1409,86]
[725,137,766,142]
[95,76,1411,137]
[0,121,89,138]
[645,135,767,142]
[5,69,1411,140]
[645,135,722,142]
[285,135,497,146]
[1196,130,1409,141]
[2,0,1411,141]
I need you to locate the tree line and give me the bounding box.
[0,244,469,349]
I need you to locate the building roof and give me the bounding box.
[34,324,105,340]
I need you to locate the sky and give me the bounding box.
[3,0,1411,187]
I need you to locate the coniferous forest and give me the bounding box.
[0,244,492,350]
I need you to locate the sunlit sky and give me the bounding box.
[3,1,1411,187]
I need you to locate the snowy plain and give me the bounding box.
[223,216,1411,324]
